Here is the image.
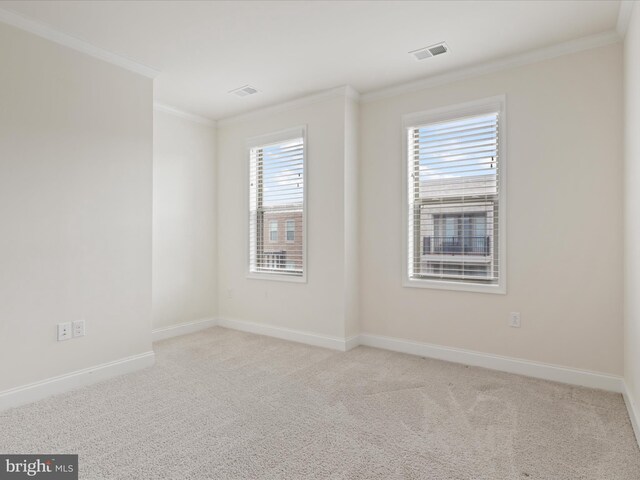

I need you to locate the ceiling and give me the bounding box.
[0,0,623,120]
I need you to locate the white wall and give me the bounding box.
[152,110,217,330]
[624,3,640,420]
[0,23,153,392]
[360,44,624,375]
[217,90,356,340]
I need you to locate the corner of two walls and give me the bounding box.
[0,22,153,394]
[152,110,218,333]
[0,20,219,398]
[623,2,640,435]
[216,90,360,342]
[156,89,361,344]
[344,94,360,339]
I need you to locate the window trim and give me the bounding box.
[246,126,308,283]
[401,96,507,294]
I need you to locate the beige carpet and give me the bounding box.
[1,326,638,479]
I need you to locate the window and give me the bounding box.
[249,127,306,280]
[403,97,506,293]
[286,220,295,242]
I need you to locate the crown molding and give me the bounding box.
[217,85,360,127]
[154,102,217,127]
[0,7,159,79]
[361,30,621,104]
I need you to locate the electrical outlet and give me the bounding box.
[509,312,521,328]
[57,322,72,341]
[72,320,85,337]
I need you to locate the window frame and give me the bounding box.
[401,96,507,294]
[246,126,307,283]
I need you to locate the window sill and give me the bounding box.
[403,277,505,294]
[247,272,307,284]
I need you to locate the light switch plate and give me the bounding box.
[72,320,85,337]
[58,322,72,341]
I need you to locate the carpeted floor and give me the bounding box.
[1,327,639,479]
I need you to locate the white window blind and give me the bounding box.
[249,129,305,278]
[406,102,504,290]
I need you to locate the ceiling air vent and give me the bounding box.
[410,42,449,60]
[229,85,259,97]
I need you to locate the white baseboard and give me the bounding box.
[0,351,155,411]
[623,382,640,448]
[218,316,637,444]
[344,335,360,351]
[152,317,217,342]
[2,318,632,434]
[217,317,349,351]
[357,333,623,393]
[213,320,622,393]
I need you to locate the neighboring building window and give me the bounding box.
[286,220,295,242]
[249,127,305,279]
[404,97,505,292]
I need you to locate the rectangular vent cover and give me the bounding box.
[410,42,449,60]
[230,85,259,97]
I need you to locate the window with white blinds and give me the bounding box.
[248,127,306,280]
[404,98,505,293]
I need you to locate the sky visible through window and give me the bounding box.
[417,113,498,187]
[261,138,304,208]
